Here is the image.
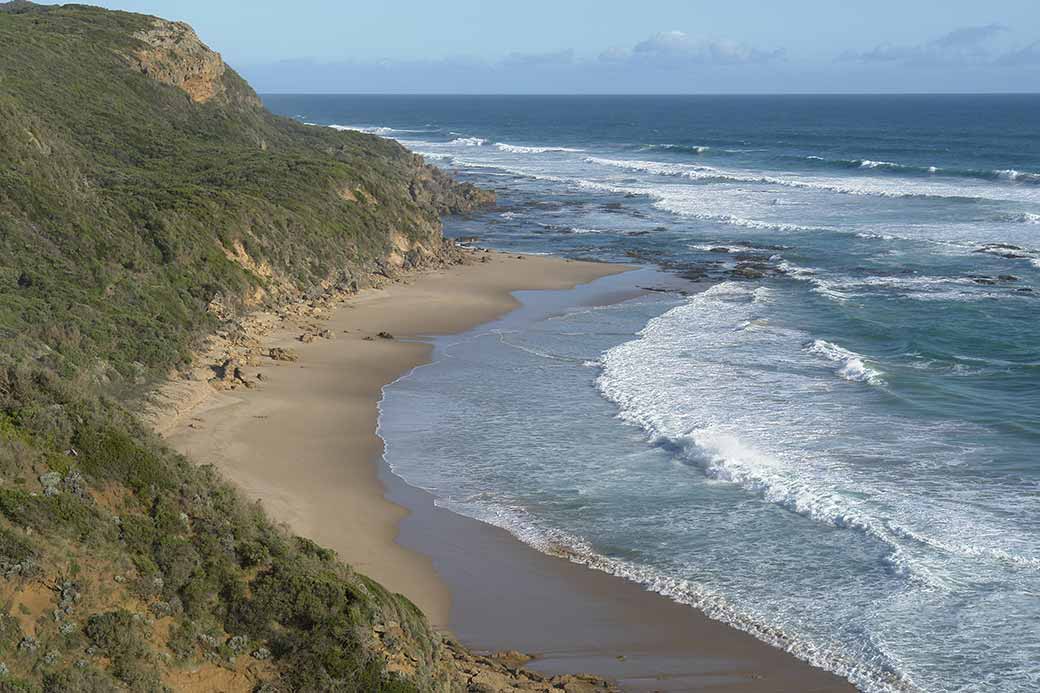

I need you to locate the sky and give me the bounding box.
[35,0,1040,93]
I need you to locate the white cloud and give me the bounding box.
[844,24,1016,65]
[602,30,784,67]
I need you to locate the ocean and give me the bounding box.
[264,95,1040,693]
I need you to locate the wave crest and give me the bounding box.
[808,339,886,386]
[450,137,487,146]
[494,142,584,154]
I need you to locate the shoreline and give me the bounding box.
[162,249,856,691]
[162,250,630,626]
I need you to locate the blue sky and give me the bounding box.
[37,0,1040,93]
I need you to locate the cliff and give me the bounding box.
[0,4,608,693]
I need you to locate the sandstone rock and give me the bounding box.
[469,669,519,692]
[490,650,535,669]
[268,347,298,362]
[549,673,615,692]
[128,19,262,106]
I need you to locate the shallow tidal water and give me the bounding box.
[266,95,1040,693]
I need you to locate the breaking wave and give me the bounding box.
[586,156,1040,202]
[808,339,886,386]
[800,155,1040,185]
[494,142,584,154]
[450,137,488,146]
[642,143,711,155]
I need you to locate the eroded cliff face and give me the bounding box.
[130,18,257,106]
[410,154,498,214]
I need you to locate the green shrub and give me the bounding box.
[0,3,487,691]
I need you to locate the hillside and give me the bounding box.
[0,3,613,692]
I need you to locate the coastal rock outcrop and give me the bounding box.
[410,155,498,214]
[129,19,255,105]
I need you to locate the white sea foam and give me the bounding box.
[585,156,1040,203]
[1003,212,1040,224]
[776,260,816,278]
[648,188,835,233]
[450,137,488,146]
[859,159,897,169]
[325,124,430,136]
[595,282,1040,591]
[808,339,885,386]
[494,142,584,154]
[689,243,779,254]
[993,169,1040,183]
[644,143,711,154]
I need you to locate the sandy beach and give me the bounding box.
[163,250,855,692]
[163,251,627,625]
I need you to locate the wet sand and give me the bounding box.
[164,252,628,626]
[165,250,856,692]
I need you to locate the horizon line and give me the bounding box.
[257,91,1040,97]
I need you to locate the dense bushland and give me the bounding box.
[0,2,488,690]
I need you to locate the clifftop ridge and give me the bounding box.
[129,18,246,105]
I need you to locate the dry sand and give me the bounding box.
[164,252,626,626]
[164,250,856,691]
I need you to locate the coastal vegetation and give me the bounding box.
[0,3,598,691]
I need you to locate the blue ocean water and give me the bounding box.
[264,95,1040,693]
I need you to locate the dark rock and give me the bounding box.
[377,331,394,340]
[998,275,1020,282]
